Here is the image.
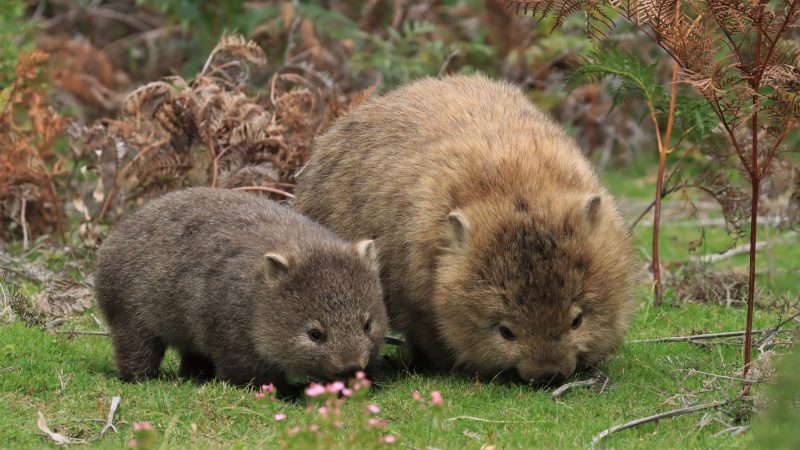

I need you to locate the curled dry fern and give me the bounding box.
[70,28,377,234]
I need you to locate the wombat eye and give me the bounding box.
[308,329,325,343]
[363,320,372,333]
[499,326,516,341]
[571,313,583,329]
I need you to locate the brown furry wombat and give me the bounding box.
[95,188,386,388]
[294,75,638,385]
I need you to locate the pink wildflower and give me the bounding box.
[368,418,386,428]
[128,439,138,449]
[411,391,422,402]
[341,388,353,397]
[273,413,287,421]
[379,435,397,444]
[133,422,153,431]
[254,392,265,399]
[430,391,443,405]
[327,381,345,394]
[309,424,319,432]
[355,370,366,380]
[288,426,301,436]
[318,406,328,416]
[261,383,274,393]
[305,383,326,397]
[367,404,381,414]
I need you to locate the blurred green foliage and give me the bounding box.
[752,348,800,449]
[0,0,35,87]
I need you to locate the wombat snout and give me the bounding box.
[518,362,572,386]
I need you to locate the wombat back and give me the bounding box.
[294,75,638,384]
[95,187,386,386]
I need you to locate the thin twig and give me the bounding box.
[627,328,793,344]
[551,377,600,400]
[675,368,775,384]
[590,398,737,449]
[713,426,749,437]
[99,396,121,436]
[20,198,28,250]
[37,411,87,445]
[755,312,800,347]
[444,416,544,424]
[231,186,295,198]
[438,48,463,76]
[51,329,110,336]
[690,240,767,264]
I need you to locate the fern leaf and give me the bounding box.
[567,46,665,109]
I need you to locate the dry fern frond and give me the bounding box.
[69,27,374,224]
[0,51,66,243]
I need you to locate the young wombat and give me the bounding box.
[294,75,638,385]
[95,188,386,388]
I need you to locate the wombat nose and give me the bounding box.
[524,367,566,386]
[334,362,363,380]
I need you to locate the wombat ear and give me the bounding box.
[445,210,470,249]
[263,253,290,283]
[355,239,379,271]
[582,194,602,225]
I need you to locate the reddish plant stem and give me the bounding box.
[742,0,769,394]
[652,148,667,306]
[649,3,683,307]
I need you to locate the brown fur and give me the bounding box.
[294,75,638,384]
[95,188,386,388]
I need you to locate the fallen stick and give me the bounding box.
[37,411,87,445]
[51,329,109,336]
[590,398,736,449]
[99,396,121,436]
[627,328,793,344]
[551,372,608,400]
[691,241,767,264]
[444,416,544,424]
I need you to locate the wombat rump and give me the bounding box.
[294,75,638,384]
[95,188,386,387]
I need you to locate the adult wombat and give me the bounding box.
[294,75,638,385]
[95,188,386,388]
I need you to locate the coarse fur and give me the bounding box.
[95,187,386,388]
[294,74,638,384]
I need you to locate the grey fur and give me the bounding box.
[95,188,386,387]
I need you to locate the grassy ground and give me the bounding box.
[1,162,797,449]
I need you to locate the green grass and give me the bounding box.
[0,304,777,449]
[1,161,797,449]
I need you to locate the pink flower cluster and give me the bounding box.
[132,422,154,431]
[254,383,276,400]
[378,434,396,444]
[411,390,444,406]
[252,373,402,446]
[304,371,371,399]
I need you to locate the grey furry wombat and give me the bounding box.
[294,75,638,385]
[95,188,386,388]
